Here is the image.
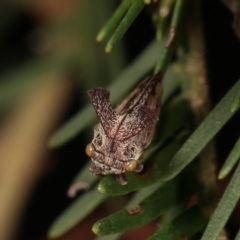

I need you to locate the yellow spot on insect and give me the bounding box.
[85,143,93,157]
[125,160,137,171]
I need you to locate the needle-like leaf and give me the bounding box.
[48,187,106,239]
[96,0,132,42]
[0,56,69,110]
[148,205,207,240]
[95,181,164,240]
[218,135,240,179]
[105,0,145,52]
[235,229,240,240]
[93,176,194,236]
[70,161,97,186]
[163,79,240,181]
[201,160,240,240]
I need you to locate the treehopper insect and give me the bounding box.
[86,73,162,185]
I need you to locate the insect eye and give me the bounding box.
[125,160,137,172]
[85,143,93,157]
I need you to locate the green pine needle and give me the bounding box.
[144,0,151,4]
[201,160,240,240]
[218,136,240,179]
[96,0,132,42]
[48,187,106,239]
[235,229,240,240]
[163,79,240,181]
[148,205,207,240]
[0,56,69,110]
[231,92,240,113]
[105,0,145,53]
[93,177,193,236]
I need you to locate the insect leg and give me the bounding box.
[115,173,127,185]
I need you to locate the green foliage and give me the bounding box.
[218,135,240,179]
[47,0,240,239]
[93,176,193,236]
[163,78,240,181]
[2,0,240,239]
[96,0,132,42]
[201,160,240,240]
[49,187,106,239]
[0,56,69,110]
[48,94,191,237]
[235,229,240,240]
[231,80,240,113]
[104,0,145,53]
[148,205,207,240]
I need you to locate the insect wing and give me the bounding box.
[116,105,158,142]
[88,88,118,138]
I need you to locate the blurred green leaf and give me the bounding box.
[48,187,106,239]
[235,229,240,240]
[155,0,174,41]
[78,0,127,91]
[49,39,181,148]
[231,92,240,113]
[148,205,207,240]
[163,79,240,181]
[93,176,194,236]
[230,79,240,112]
[0,56,69,110]
[71,161,97,186]
[105,0,145,52]
[150,226,182,240]
[218,135,240,179]
[201,160,240,240]
[95,235,120,240]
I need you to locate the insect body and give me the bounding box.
[86,73,162,185]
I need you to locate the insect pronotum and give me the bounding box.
[86,73,163,185]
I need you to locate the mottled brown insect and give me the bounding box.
[86,73,162,185]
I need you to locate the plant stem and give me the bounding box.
[155,0,175,41]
